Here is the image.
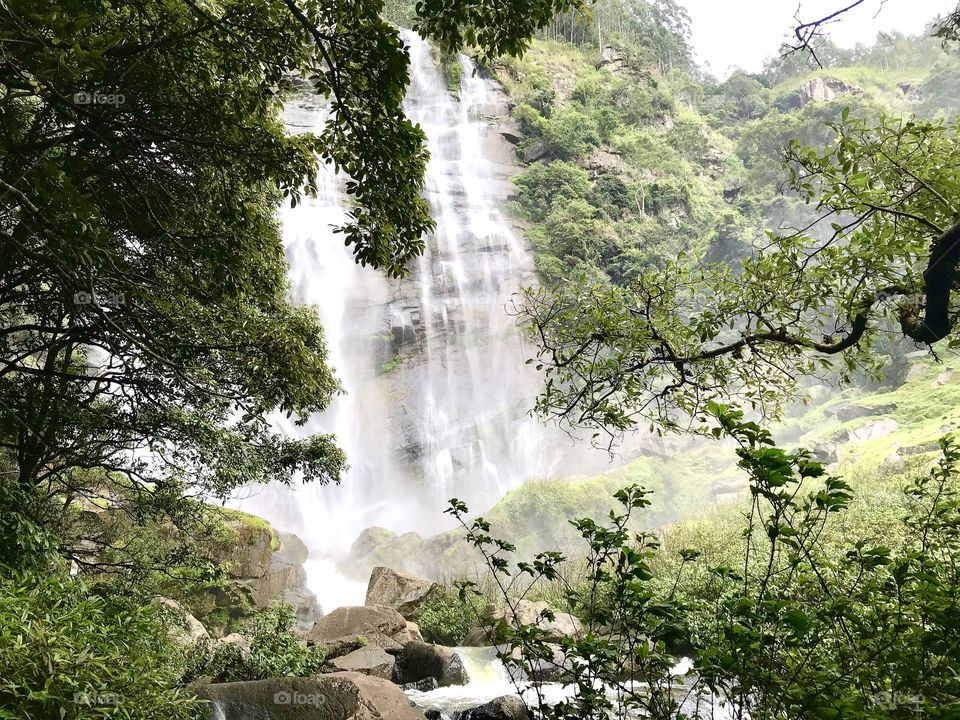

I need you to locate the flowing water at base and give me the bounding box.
[406,647,576,714]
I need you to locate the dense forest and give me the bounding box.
[1,1,959,719]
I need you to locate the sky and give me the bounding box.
[675,0,957,77]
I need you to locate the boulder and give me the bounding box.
[196,673,426,719]
[808,440,841,466]
[400,677,439,692]
[276,532,309,565]
[307,606,409,645]
[511,643,571,682]
[485,600,583,644]
[328,646,396,680]
[365,567,439,620]
[395,641,468,687]
[319,633,404,660]
[457,695,530,720]
[934,369,954,387]
[905,363,929,382]
[397,621,425,645]
[153,596,209,647]
[521,140,549,163]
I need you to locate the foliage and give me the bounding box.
[519,113,960,436]
[0,568,198,720]
[448,407,960,718]
[512,161,592,221]
[417,585,487,645]
[182,603,325,684]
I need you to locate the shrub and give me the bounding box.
[182,603,325,684]
[592,175,632,215]
[0,569,198,720]
[540,107,599,159]
[418,586,486,646]
[511,161,591,221]
[447,408,960,719]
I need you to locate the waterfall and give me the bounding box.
[237,30,602,611]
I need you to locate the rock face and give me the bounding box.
[776,76,862,110]
[328,646,396,680]
[395,641,468,687]
[208,517,274,579]
[197,673,426,719]
[456,695,530,720]
[192,519,320,635]
[365,567,439,620]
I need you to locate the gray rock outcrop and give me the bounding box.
[365,567,438,620]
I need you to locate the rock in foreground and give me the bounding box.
[197,673,426,719]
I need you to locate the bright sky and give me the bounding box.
[675,0,957,77]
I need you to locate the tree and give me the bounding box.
[0,0,577,566]
[519,113,960,438]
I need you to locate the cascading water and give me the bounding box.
[237,31,603,611]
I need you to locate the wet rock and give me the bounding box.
[456,695,530,720]
[400,677,439,692]
[196,673,427,719]
[365,567,439,620]
[328,646,396,680]
[395,641,468,687]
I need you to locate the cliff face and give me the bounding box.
[191,515,321,635]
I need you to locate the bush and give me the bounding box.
[539,107,599,159]
[0,570,197,720]
[448,408,960,719]
[182,603,325,684]
[418,586,486,646]
[511,161,591,221]
[592,175,632,215]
